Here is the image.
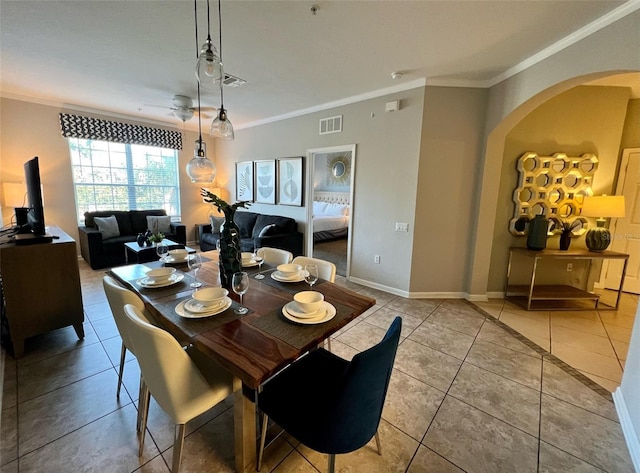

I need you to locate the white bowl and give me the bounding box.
[145,267,176,282]
[277,263,302,277]
[168,248,188,260]
[293,291,324,314]
[192,287,229,307]
[241,252,254,262]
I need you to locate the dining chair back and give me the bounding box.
[292,256,336,282]
[257,316,402,472]
[102,276,150,398]
[256,247,293,265]
[122,304,233,472]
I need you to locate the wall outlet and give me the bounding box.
[374,255,380,264]
[395,222,409,232]
[566,263,573,272]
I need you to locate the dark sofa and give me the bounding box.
[78,209,186,269]
[198,211,303,256]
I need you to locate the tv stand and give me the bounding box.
[1,225,84,357]
[11,233,54,245]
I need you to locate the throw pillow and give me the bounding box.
[146,215,171,234]
[258,224,277,237]
[210,216,225,234]
[94,215,120,239]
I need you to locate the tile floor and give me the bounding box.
[1,260,637,472]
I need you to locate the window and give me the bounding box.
[68,138,180,223]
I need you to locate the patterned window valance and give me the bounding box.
[59,113,182,150]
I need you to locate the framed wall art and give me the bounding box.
[254,159,276,204]
[277,156,303,206]
[236,161,254,202]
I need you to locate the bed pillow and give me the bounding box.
[146,215,172,234]
[324,203,348,216]
[313,201,328,216]
[94,215,120,239]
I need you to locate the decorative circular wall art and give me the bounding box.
[510,152,598,236]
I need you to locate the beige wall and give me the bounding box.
[410,86,488,294]
[0,98,213,245]
[215,88,425,292]
[620,99,640,153]
[486,86,631,292]
[468,10,640,297]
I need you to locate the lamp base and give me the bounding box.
[585,227,611,252]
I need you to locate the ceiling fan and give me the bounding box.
[144,95,216,121]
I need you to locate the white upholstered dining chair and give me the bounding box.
[292,256,336,283]
[122,304,233,473]
[103,275,152,433]
[256,247,293,265]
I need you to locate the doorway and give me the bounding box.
[306,145,356,278]
[605,148,640,294]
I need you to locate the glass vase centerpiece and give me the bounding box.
[201,188,251,289]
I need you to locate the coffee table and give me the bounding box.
[124,240,195,264]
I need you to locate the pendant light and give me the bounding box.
[186,0,216,183]
[195,0,223,86]
[210,0,234,140]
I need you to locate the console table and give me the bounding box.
[0,226,84,357]
[505,247,629,311]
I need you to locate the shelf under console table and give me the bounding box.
[505,247,629,311]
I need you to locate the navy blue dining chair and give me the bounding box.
[257,316,402,472]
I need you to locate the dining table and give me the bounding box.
[108,251,376,473]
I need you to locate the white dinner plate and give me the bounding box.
[282,301,336,324]
[271,271,305,283]
[184,297,229,314]
[137,273,184,288]
[241,259,259,268]
[175,297,232,318]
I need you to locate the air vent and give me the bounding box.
[223,73,246,88]
[319,115,343,135]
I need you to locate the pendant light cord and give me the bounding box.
[194,0,203,151]
[218,0,224,109]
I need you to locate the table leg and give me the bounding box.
[233,377,256,473]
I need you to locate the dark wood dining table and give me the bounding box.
[108,251,375,472]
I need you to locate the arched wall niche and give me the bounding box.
[467,70,639,298]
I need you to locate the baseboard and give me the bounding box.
[486,291,505,299]
[345,277,481,300]
[347,277,410,298]
[613,387,640,471]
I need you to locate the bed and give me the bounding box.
[312,191,350,242]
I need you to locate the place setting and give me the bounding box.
[136,267,185,289]
[175,287,232,319]
[282,290,336,325]
[270,263,308,283]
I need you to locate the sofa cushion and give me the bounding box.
[85,210,133,235]
[258,224,277,237]
[130,209,166,234]
[146,215,172,234]
[210,215,225,234]
[252,214,297,239]
[234,212,259,239]
[94,215,120,239]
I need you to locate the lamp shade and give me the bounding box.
[210,108,234,140]
[581,195,626,218]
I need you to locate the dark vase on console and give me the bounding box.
[218,208,241,290]
[136,233,146,247]
[526,214,548,251]
[559,230,571,251]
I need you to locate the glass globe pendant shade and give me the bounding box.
[210,108,235,140]
[195,37,223,86]
[186,139,216,183]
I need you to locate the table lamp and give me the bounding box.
[3,182,28,226]
[581,195,625,251]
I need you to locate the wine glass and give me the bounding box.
[156,242,168,263]
[254,251,265,280]
[188,253,203,288]
[232,272,249,314]
[304,264,318,289]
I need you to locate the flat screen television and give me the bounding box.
[23,156,46,236]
